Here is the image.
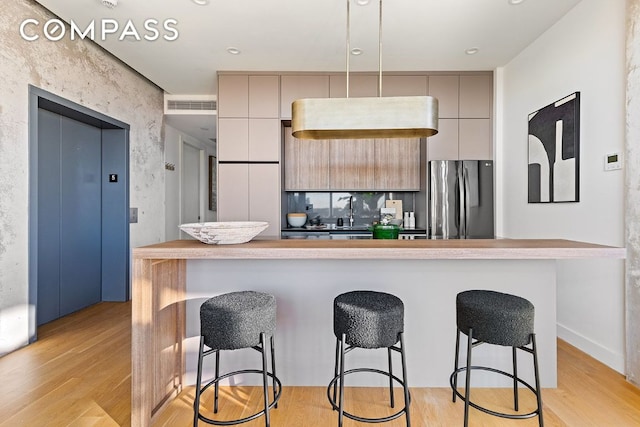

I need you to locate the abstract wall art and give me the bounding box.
[528,92,580,203]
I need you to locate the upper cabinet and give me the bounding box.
[374,138,420,190]
[280,75,329,119]
[218,75,249,118]
[218,74,281,161]
[330,75,378,98]
[284,131,420,191]
[459,75,492,119]
[429,75,459,119]
[381,75,428,96]
[249,75,280,118]
[219,74,279,118]
[284,132,330,191]
[330,139,376,190]
[427,73,493,160]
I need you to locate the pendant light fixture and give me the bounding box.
[292,0,438,140]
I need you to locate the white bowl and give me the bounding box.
[179,221,268,244]
[287,213,307,227]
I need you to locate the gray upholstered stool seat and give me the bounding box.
[328,290,411,427]
[451,290,543,427]
[334,290,404,349]
[194,291,281,427]
[456,290,534,347]
[200,291,277,350]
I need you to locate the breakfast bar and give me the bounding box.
[131,238,625,427]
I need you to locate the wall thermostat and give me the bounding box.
[604,152,622,171]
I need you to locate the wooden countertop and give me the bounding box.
[133,238,625,260]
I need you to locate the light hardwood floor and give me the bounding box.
[1,301,639,426]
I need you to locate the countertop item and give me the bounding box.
[287,213,307,227]
[179,221,268,244]
[371,224,400,239]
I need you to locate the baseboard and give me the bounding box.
[557,323,625,374]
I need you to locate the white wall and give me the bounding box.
[498,0,626,371]
[0,1,165,355]
[164,124,217,241]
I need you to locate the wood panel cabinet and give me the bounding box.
[330,139,375,190]
[284,131,330,190]
[280,75,329,119]
[284,133,420,191]
[374,138,420,190]
[218,163,280,236]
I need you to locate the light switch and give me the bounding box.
[130,208,138,223]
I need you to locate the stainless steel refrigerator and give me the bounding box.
[428,160,494,239]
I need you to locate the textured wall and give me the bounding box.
[0,0,165,354]
[626,0,640,386]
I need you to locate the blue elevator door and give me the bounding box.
[37,109,102,325]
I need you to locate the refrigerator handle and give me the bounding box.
[459,164,467,238]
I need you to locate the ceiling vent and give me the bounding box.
[164,94,217,115]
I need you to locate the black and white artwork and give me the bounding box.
[527,92,580,203]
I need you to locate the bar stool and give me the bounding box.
[450,290,544,427]
[193,291,282,427]
[327,290,411,427]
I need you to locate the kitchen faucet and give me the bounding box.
[348,196,354,227]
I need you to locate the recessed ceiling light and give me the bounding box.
[355,0,371,5]
[465,48,479,55]
[226,47,241,55]
[351,48,363,56]
[192,0,209,5]
[508,0,525,5]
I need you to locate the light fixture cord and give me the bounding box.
[346,0,350,98]
[378,0,383,97]
[346,0,383,98]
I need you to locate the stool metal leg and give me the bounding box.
[512,346,519,411]
[259,333,271,427]
[388,347,395,408]
[452,329,461,403]
[399,332,411,427]
[270,335,278,409]
[338,333,346,427]
[332,337,340,409]
[213,349,220,413]
[531,334,544,427]
[193,336,205,427]
[464,328,473,427]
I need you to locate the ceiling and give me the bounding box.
[34,0,582,142]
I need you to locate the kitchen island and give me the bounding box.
[132,238,624,427]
